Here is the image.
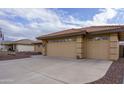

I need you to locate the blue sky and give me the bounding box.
[0,8,124,40]
[54,8,100,20]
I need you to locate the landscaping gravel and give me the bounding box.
[89,58,124,84]
[0,52,41,61]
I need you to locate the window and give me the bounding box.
[88,36,109,40]
[49,37,76,43]
[95,36,109,40]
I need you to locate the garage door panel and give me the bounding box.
[17,45,34,52]
[47,42,76,58]
[87,40,109,59]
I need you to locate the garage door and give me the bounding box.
[17,45,34,52]
[47,42,76,58]
[87,39,109,59]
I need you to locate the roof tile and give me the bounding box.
[37,25,124,39]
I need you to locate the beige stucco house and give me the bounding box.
[37,25,124,61]
[1,39,42,53]
[15,39,35,52]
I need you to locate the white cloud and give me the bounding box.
[0,8,124,41]
[91,8,117,25]
[64,8,118,26]
[0,9,62,25]
[0,20,22,33]
[0,8,82,40]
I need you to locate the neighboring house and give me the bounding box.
[15,39,35,52]
[0,39,42,53]
[37,25,124,60]
[0,41,16,51]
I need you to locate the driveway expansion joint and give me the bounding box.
[20,65,69,84]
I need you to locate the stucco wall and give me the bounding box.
[76,35,84,59]
[109,33,119,60]
[34,44,42,53]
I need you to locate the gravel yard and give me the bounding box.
[0,52,41,61]
[90,58,124,84]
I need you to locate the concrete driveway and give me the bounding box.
[0,55,112,84]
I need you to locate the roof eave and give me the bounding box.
[88,28,124,35]
[32,42,42,44]
[1,42,16,45]
[37,30,86,40]
[36,27,124,40]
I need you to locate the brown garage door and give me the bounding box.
[87,39,109,59]
[47,42,76,58]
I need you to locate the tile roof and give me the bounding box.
[41,28,84,37]
[0,41,16,45]
[32,40,42,44]
[81,25,124,32]
[37,25,124,39]
[15,39,35,45]
[37,28,85,39]
[1,39,42,45]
